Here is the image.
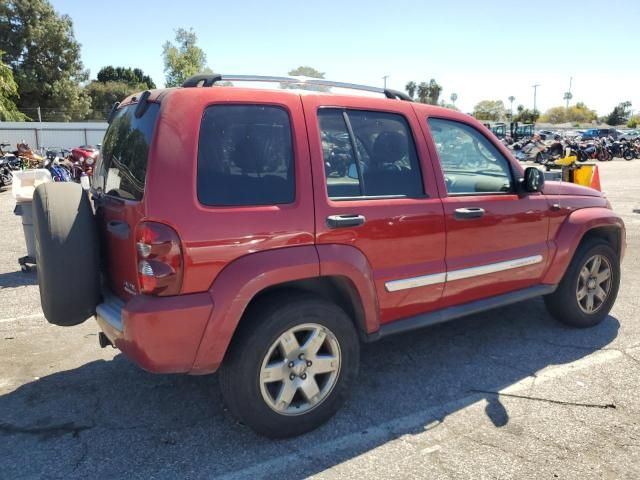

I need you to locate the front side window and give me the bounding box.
[318,109,424,199]
[197,105,294,206]
[428,118,513,194]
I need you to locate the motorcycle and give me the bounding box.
[68,145,98,181]
[16,142,45,169]
[0,156,13,188]
[44,149,73,182]
[512,137,563,164]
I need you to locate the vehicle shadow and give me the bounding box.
[0,269,38,289]
[0,297,619,479]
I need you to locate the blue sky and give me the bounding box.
[52,0,639,116]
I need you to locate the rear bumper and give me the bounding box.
[95,291,214,374]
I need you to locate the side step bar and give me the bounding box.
[368,285,557,341]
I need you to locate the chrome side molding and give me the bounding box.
[384,255,544,292]
[385,272,447,292]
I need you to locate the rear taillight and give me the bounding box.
[135,222,183,296]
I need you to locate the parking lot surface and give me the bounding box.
[1,161,639,479]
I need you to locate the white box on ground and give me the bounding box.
[11,169,52,202]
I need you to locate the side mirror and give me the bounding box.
[523,167,545,193]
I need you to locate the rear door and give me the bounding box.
[422,116,550,308]
[94,101,160,300]
[302,96,446,324]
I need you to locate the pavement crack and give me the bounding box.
[0,421,94,439]
[469,389,616,410]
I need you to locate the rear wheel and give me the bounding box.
[544,239,620,328]
[219,293,360,438]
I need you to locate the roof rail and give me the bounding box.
[181,74,413,101]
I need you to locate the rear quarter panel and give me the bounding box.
[144,88,315,294]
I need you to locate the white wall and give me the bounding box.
[0,122,108,151]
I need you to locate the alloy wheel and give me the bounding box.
[576,254,612,314]
[259,323,341,416]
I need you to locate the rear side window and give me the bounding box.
[197,105,294,206]
[97,102,160,200]
[318,108,424,199]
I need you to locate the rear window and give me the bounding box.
[96,102,160,200]
[197,105,295,206]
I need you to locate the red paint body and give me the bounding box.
[96,87,626,375]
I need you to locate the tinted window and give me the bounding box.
[197,105,294,206]
[428,118,513,194]
[97,102,159,200]
[318,109,424,199]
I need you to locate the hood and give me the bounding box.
[543,181,602,197]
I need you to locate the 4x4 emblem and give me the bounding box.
[123,281,137,295]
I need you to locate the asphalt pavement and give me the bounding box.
[1,161,639,479]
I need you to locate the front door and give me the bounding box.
[302,96,446,324]
[424,117,551,308]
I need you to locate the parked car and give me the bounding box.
[618,129,640,141]
[581,128,619,140]
[537,129,559,140]
[31,75,626,438]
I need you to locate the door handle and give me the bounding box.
[107,220,130,240]
[454,207,485,220]
[326,214,366,229]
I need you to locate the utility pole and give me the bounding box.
[532,83,540,113]
[382,75,389,89]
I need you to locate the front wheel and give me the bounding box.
[219,293,360,438]
[544,239,620,328]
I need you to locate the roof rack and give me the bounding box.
[181,74,413,101]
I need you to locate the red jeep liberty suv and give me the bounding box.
[32,75,626,438]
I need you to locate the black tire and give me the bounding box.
[544,239,620,328]
[32,182,100,326]
[219,293,360,438]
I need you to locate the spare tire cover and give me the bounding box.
[32,183,100,326]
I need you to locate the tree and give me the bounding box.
[508,96,515,118]
[162,28,208,87]
[96,66,156,89]
[539,102,597,124]
[472,100,506,121]
[288,66,324,79]
[627,115,640,128]
[0,0,90,121]
[0,50,27,121]
[606,101,632,126]
[563,91,573,108]
[282,65,327,91]
[438,100,459,111]
[405,81,417,99]
[513,107,540,124]
[450,93,458,106]
[84,81,143,120]
[406,79,442,104]
[427,79,442,105]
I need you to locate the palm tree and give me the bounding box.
[563,91,573,109]
[508,96,515,119]
[450,93,458,106]
[405,81,417,100]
